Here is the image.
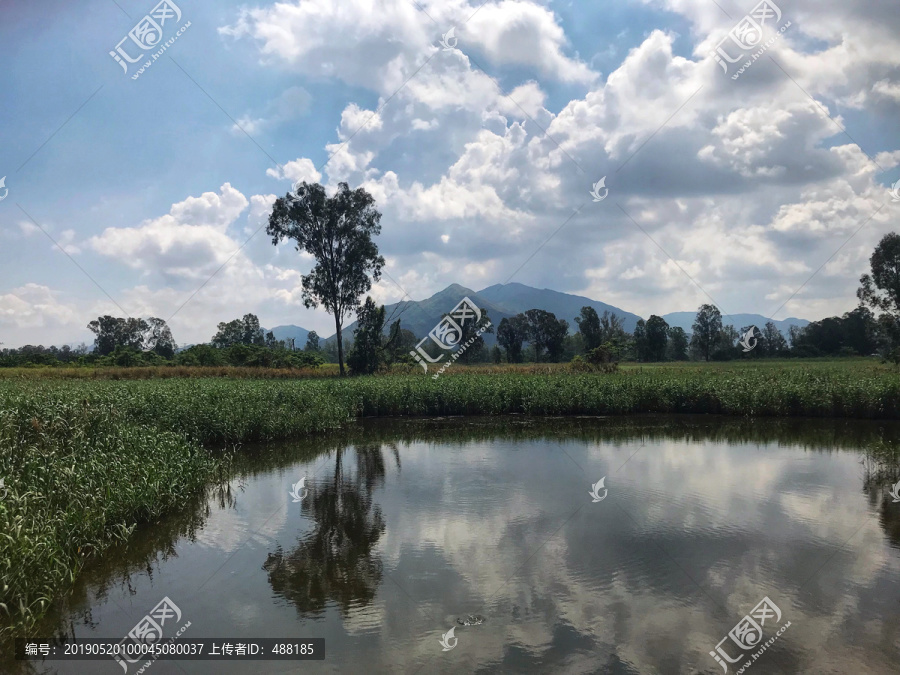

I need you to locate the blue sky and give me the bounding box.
[1,0,899,347]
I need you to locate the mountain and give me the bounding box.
[478,283,642,333]
[332,282,642,343]
[661,312,809,335]
[267,325,311,347]
[335,284,515,345]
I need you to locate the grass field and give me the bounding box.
[1,357,897,638]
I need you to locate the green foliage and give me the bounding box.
[304,331,320,352]
[386,324,418,366]
[1,358,898,637]
[347,297,387,375]
[760,321,788,357]
[87,316,176,357]
[145,317,176,358]
[524,309,568,362]
[87,316,147,355]
[575,307,602,351]
[691,304,723,362]
[790,307,878,357]
[632,319,647,361]
[645,315,669,362]
[453,308,494,364]
[858,232,900,314]
[176,344,225,366]
[267,182,385,376]
[572,343,620,373]
[212,313,265,348]
[497,315,528,363]
[667,326,689,360]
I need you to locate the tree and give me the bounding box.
[524,309,568,362]
[144,317,176,358]
[789,308,879,358]
[632,319,648,361]
[667,327,689,360]
[761,322,788,357]
[305,331,321,352]
[211,318,243,348]
[176,344,224,366]
[575,307,602,351]
[243,314,265,346]
[858,233,900,361]
[347,297,387,375]
[87,316,149,356]
[452,308,493,364]
[382,320,417,366]
[645,315,669,361]
[545,317,569,361]
[267,182,385,376]
[713,324,739,360]
[690,304,723,362]
[599,311,628,358]
[497,315,528,363]
[212,314,265,348]
[840,307,877,356]
[859,233,900,315]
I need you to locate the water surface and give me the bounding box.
[11,416,900,674]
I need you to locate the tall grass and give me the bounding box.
[1,360,898,637]
[0,391,216,637]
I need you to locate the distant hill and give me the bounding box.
[334,284,514,345]
[331,282,643,343]
[268,325,310,348]
[478,282,642,333]
[661,312,809,335]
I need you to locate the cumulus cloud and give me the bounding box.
[0,284,78,330]
[219,0,594,90]
[11,0,899,348]
[88,184,249,282]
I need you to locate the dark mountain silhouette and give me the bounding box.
[660,312,808,335]
[331,282,642,343]
[478,282,642,333]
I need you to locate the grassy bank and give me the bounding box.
[1,361,898,636]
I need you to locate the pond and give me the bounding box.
[9,415,900,674]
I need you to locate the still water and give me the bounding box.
[11,416,900,674]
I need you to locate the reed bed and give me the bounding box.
[1,361,898,636]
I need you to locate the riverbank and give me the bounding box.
[2,364,899,636]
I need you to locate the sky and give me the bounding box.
[1,0,899,348]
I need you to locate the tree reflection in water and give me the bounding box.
[862,440,900,549]
[263,444,399,616]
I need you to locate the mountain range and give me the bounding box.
[277,283,807,345]
[325,283,643,346]
[659,312,807,335]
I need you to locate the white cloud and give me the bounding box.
[88,184,249,282]
[0,284,77,330]
[266,158,323,185]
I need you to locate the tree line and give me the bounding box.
[3,181,900,371]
